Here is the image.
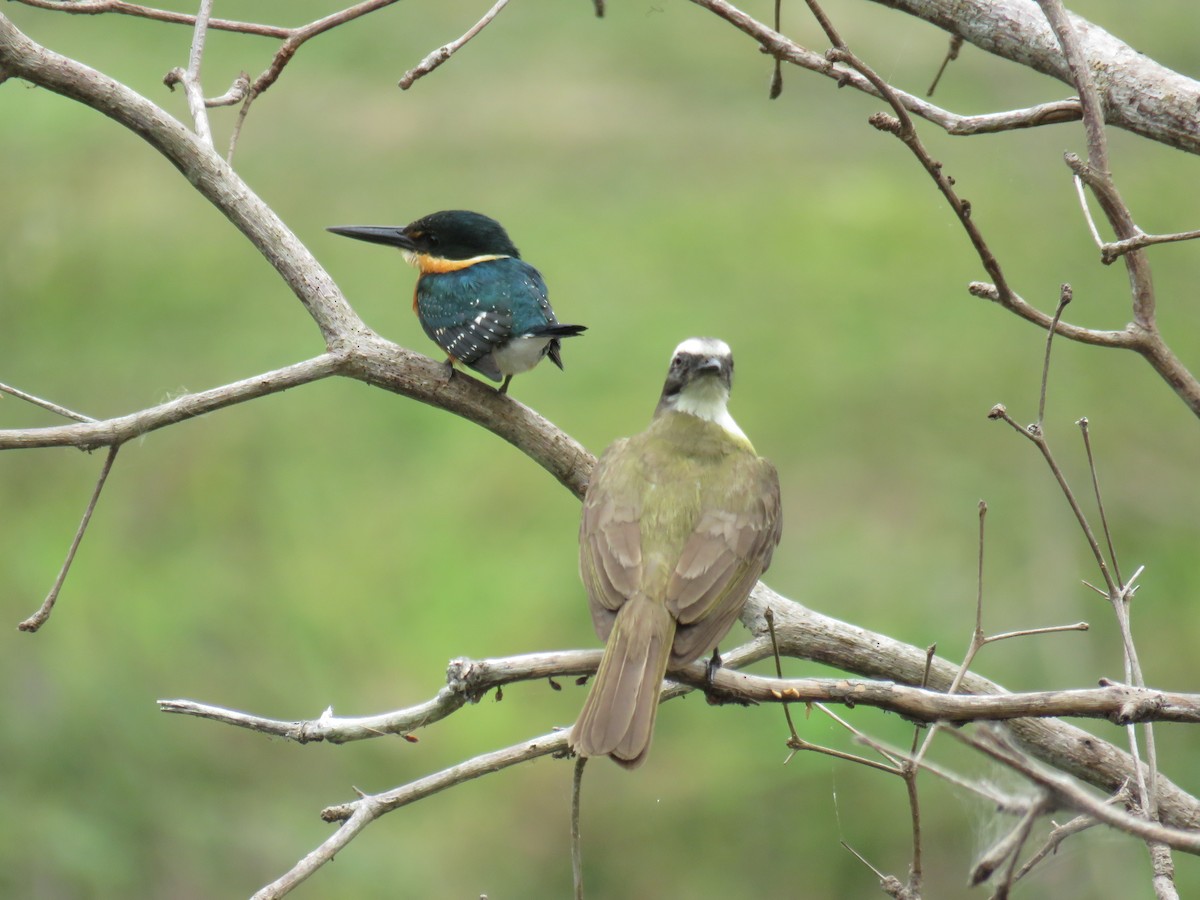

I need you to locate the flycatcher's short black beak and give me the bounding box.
[696,356,725,377]
[326,225,415,250]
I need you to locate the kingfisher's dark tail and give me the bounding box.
[538,324,587,370]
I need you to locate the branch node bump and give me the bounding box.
[1113,692,1164,726]
[868,112,902,134]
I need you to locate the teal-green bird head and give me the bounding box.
[327,210,586,393]
[329,210,520,273]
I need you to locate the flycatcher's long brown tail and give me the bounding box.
[569,596,675,769]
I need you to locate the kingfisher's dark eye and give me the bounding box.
[426,233,439,246]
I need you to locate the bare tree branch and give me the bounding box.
[0,354,347,451]
[162,644,1200,738]
[12,0,291,38]
[161,585,1200,838]
[689,0,1200,154]
[866,0,1200,154]
[741,587,1200,832]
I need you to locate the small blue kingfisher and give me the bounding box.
[328,210,587,393]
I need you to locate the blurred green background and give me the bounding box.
[2,1,1199,897]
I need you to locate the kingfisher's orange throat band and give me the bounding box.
[414,252,508,274]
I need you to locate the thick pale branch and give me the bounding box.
[342,339,595,497]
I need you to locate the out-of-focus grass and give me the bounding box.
[2,2,1199,897]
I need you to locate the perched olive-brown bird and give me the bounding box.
[570,337,783,768]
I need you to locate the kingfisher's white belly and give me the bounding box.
[492,335,552,377]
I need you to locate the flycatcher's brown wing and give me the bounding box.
[578,438,643,642]
[665,455,782,665]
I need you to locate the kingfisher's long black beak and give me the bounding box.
[326,225,415,250]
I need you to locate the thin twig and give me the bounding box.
[983,623,1089,643]
[1012,809,1105,883]
[1078,417,1124,589]
[970,797,1049,888]
[572,756,586,900]
[1073,172,1107,247]
[186,0,214,143]
[398,0,510,90]
[1101,228,1200,265]
[987,405,1115,596]
[205,71,249,108]
[765,606,801,748]
[927,34,962,96]
[18,444,119,632]
[0,381,95,422]
[255,730,567,898]
[1037,284,1072,428]
[841,839,913,899]
[13,0,291,37]
[768,0,783,98]
[789,731,901,776]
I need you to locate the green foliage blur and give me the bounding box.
[2,2,1199,897]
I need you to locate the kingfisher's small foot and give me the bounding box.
[498,375,512,395]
